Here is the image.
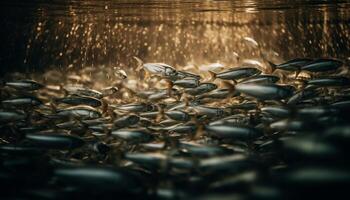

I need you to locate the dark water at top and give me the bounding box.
[0,0,349,75]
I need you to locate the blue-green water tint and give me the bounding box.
[0,0,349,75]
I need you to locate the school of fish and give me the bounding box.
[1,54,350,199]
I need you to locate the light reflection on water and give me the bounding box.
[0,0,349,75]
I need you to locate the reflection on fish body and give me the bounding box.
[235,83,294,100]
[4,80,44,91]
[205,124,262,140]
[24,133,85,149]
[185,83,217,96]
[56,106,101,119]
[55,95,102,107]
[210,67,261,81]
[0,111,26,123]
[301,58,343,72]
[63,85,104,99]
[2,97,43,107]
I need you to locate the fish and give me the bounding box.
[55,106,102,119]
[306,77,350,87]
[209,67,261,82]
[54,95,102,107]
[189,105,226,118]
[124,153,168,172]
[101,86,119,96]
[111,128,153,143]
[24,133,85,149]
[205,124,262,140]
[268,58,313,72]
[173,77,200,88]
[1,97,43,107]
[148,89,180,101]
[173,70,201,80]
[63,85,104,99]
[197,89,240,100]
[301,58,343,72]
[134,56,177,78]
[0,111,26,123]
[261,106,291,118]
[114,69,128,79]
[114,103,157,113]
[54,167,145,193]
[235,83,294,100]
[239,75,280,84]
[164,110,191,122]
[4,80,44,91]
[185,83,217,96]
[113,114,140,129]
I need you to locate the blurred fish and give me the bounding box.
[209,67,261,82]
[134,56,177,79]
[4,80,44,91]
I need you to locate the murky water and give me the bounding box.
[0,0,349,74]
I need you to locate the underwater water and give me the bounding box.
[0,0,349,74]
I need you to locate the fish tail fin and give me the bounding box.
[101,99,109,114]
[193,122,204,139]
[267,61,277,73]
[49,101,58,113]
[208,70,217,81]
[166,80,174,95]
[133,56,144,71]
[222,81,235,94]
[155,105,165,123]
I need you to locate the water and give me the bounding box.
[0,0,349,75]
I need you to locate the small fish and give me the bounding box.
[235,83,294,100]
[113,114,140,129]
[209,67,261,82]
[63,85,103,99]
[301,58,343,72]
[268,58,313,72]
[205,124,262,140]
[114,103,157,113]
[111,128,153,143]
[185,83,217,96]
[239,75,280,84]
[287,89,318,105]
[54,167,144,193]
[199,154,250,174]
[197,89,240,100]
[228,101,258,111]
[242,37,259,48]
[24,133,85,149]
[101,86,119,96]
[134,56,177,78]
[173,70,201,80]
[124,152,167,170]
[56,106,101,119]
[0,111,26,123]
[166,122,197,134]
[306,77,350,87]
[261,106,290,118]
[165,110,191,122]
[189,105,226,118]
[173,77,200,88]
[87,124,111,134]
[148,89,180,101]
[114,69,128,79]
[179,142,232,157]
[4,80,44,91]
[1,97,43,107]
[55,95,102,107]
